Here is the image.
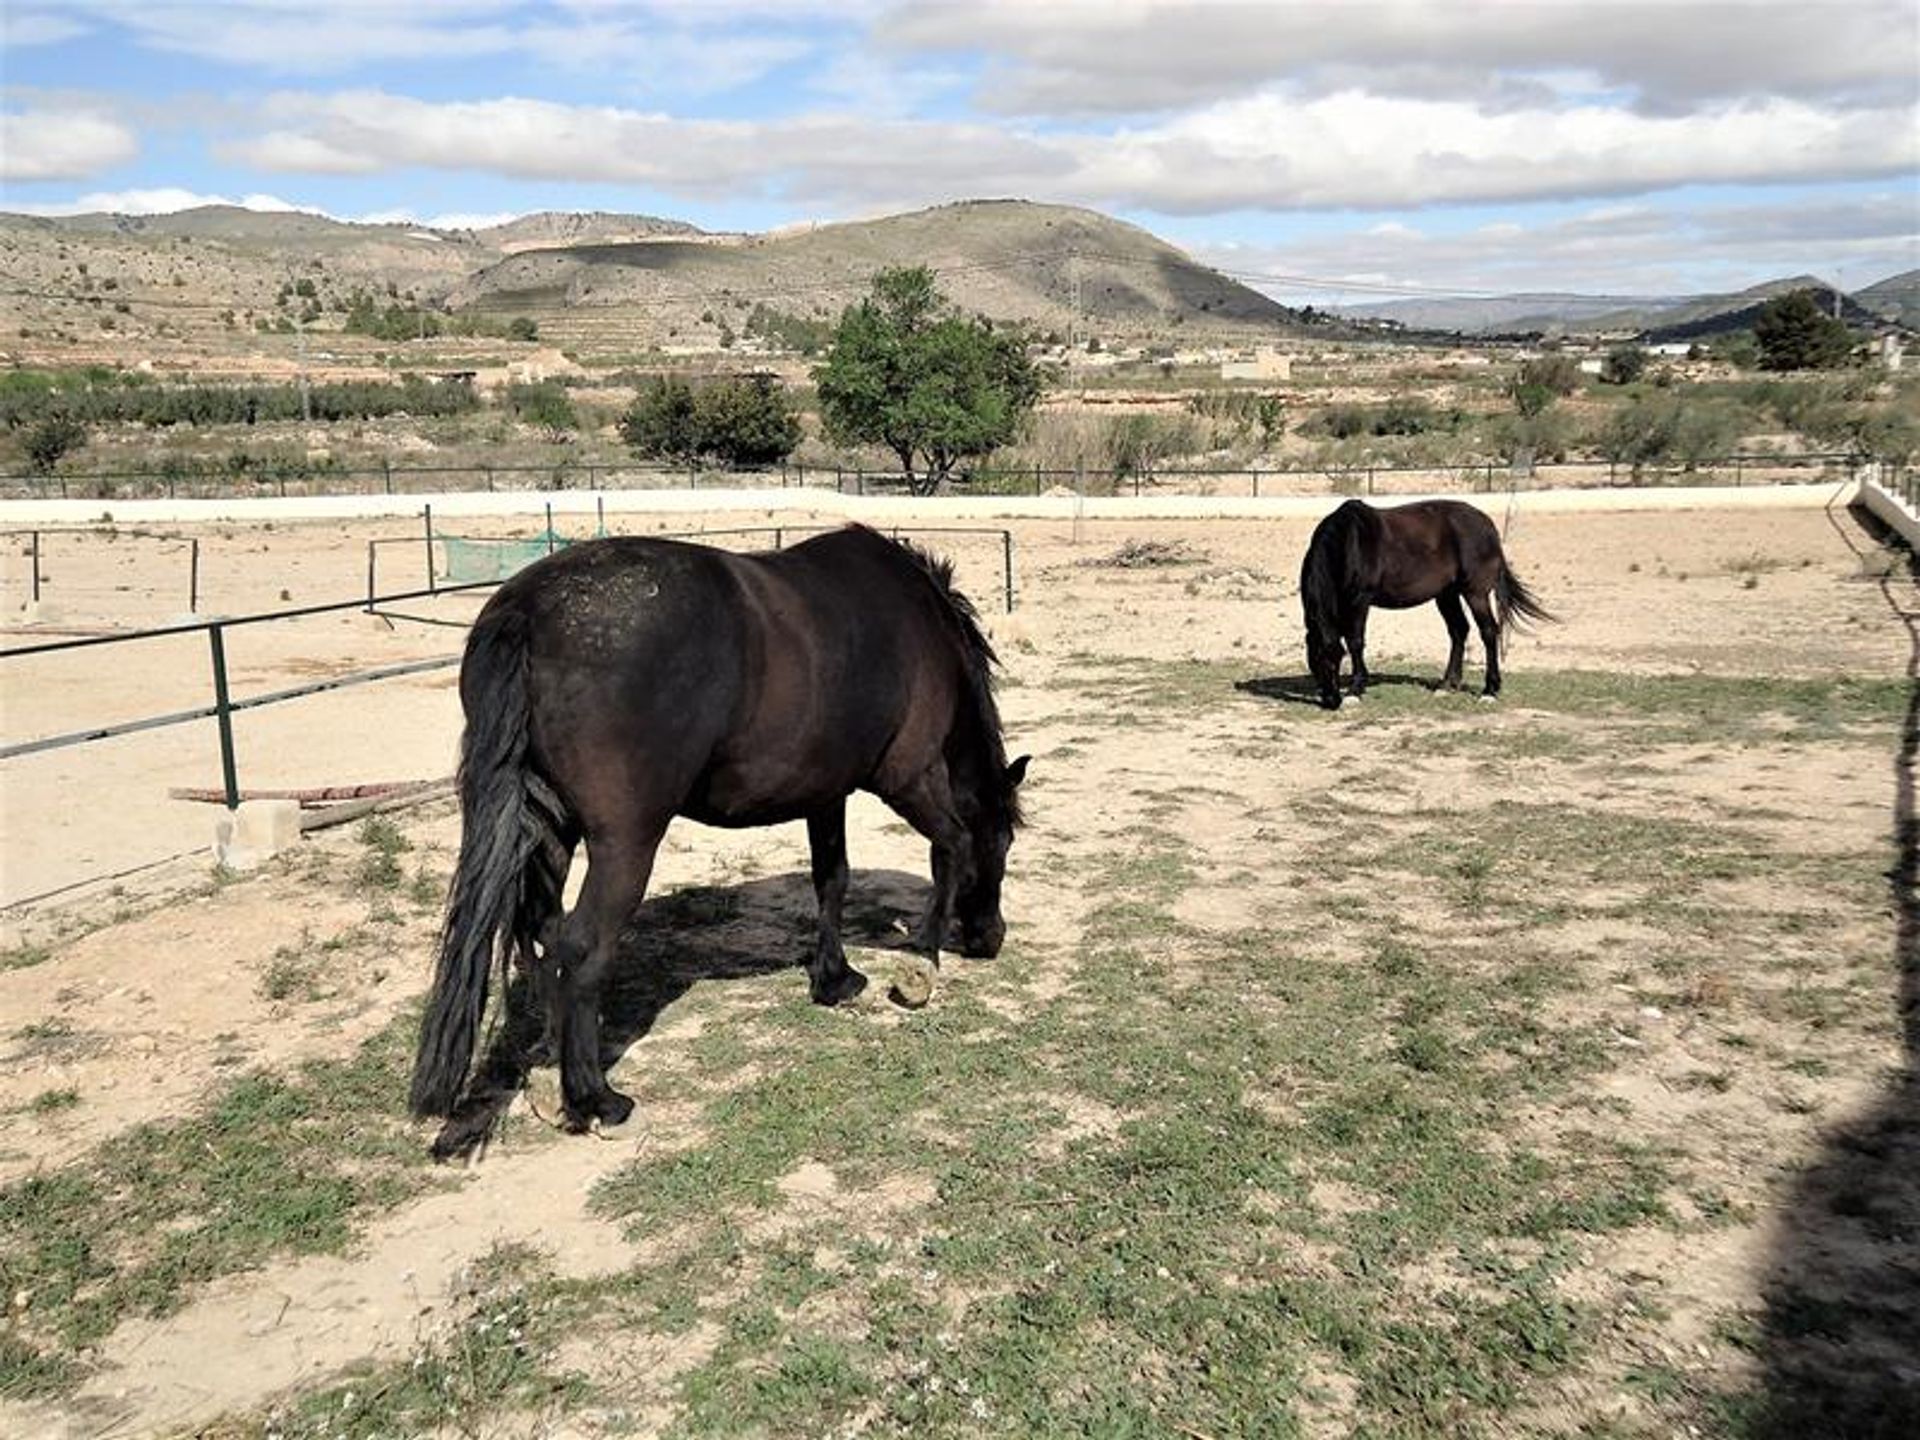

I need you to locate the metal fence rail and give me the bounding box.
[2,525,1018,822]
[0,451,1870,501]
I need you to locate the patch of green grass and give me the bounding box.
[565,801,1691,1439]
[0,1013,436,1388]
[1,941,54,972]
[259,939,327,1002]
[352,815,411,891]
[226,1252,581,1440]
[27,1087,80,1114]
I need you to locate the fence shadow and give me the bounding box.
[1747,506,1920,1432]
[429,866,931,1159]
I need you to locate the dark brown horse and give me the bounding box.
[1299,498,1553,709]
[410,526,1028,1142]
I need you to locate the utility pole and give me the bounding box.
[297,324,311,422]
[1065,247,1081,350]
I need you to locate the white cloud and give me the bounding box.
[357,206,527,229]
[1185,191,1920,299]
[215,87,1918,216]
[2,10,90,47]
[53,1,826,89]
[3,187,320,216]
[0,107,138,181]
[219,91,1070,204]
[881,0,1920,115]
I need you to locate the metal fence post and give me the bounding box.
[1002,530,1015,613]
[545,502,556,553]
[383,460,393,495]
[189,538,200,613]
[365,540,376,612]
[209,624,240,810]
[30,530,41,605]
[424,505,436,592]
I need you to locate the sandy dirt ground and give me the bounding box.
[2,500,1897,912]
[0,497,1912,1437]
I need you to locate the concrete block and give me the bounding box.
[213,799,302,871]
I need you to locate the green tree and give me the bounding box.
[22,414,87,474]
[814,267,1042,494]
[1754,290,1854,371]
[691,375,801,466]
[619,376,705,464]
[619,375,800,468]
[506,381,577,439]
[507,316,539,342]
[1508,355,1583,418]
[1601,346,1649,385]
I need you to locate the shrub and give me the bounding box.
[506,381,578,437]
[619,374,801,468]
[1601,347,1649,385]
[22,414,87,473]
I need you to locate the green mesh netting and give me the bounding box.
[438,531,571,583]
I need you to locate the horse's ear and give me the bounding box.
[1005,755,1031,790]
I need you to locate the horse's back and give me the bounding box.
[482,527,969,828]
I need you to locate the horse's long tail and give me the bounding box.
[409,606,564,1118]
[1495,562,1556,649]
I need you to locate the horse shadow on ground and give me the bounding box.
[432,866,931,1159]
[1746,507,1919,1433]
[1236,670,1441,707]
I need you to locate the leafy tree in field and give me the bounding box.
[1508,354,1583,417]
[1754,290,1854,371]
[691,375,801,466]
[506,381,577,438]
[23,414,87,473]
[507,316,539,342]
[813,267,1042,494]
[620,377,702,463]
[1601,346,1649,385]
[618,374,801,468]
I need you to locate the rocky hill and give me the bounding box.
[448,200,1298,349]
[1856,268,1920,329]
[0,199,1297,368]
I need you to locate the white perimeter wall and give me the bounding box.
[0,478,1867,529]
[1857,475,1920,551]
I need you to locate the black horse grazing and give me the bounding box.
[1299,498,1553,709]
[410,525,1028,1138]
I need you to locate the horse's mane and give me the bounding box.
[879,529,1023,828]
[1300,499,1376,632]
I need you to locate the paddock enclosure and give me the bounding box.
[1,499,1914,1438]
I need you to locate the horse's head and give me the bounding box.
[1304,625,1344,709]
[956,755,1029,957]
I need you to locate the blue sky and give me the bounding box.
[3,1,1916,301]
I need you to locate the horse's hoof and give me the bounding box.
[811,967,869,1007]
[564,1087,634,1133]
[1347,692,1364,705]
[1478,692,1499,705]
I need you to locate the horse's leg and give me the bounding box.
[1464,586,1503,698]
[520,824,578,1066]
[805,801,867,1006]
[549,825,661,1131]
[1437,589,1470,690]
[883,766,969,968]
[1344,605,1372,699]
